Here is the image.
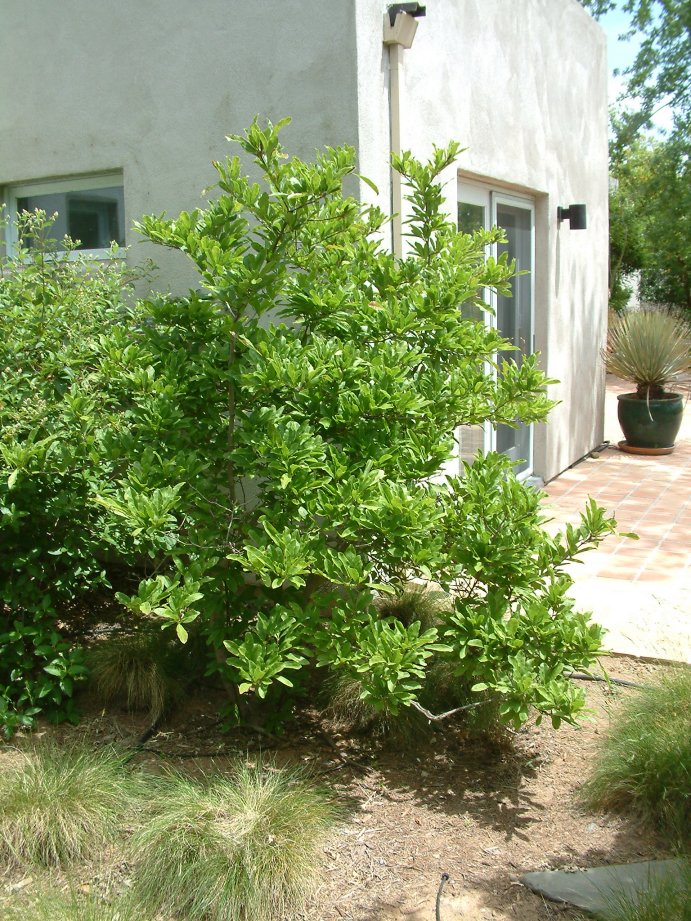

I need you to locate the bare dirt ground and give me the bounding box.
[0,656,676,921]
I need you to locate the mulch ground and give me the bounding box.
[0,656,677,921]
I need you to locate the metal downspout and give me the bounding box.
[383,8,423,257]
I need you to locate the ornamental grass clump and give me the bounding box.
[130,760,339,921]
[3,888,150,921]
[581,668,691,846]
[604,308,691,398]
[87,630,182,721]
[0,742,143,868]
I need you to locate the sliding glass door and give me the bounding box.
[457,185,535,477]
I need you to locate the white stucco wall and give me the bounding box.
[1,0,608,480]
[0,0,360,293]
[355,0,609,481]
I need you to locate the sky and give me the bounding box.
[598,7,673,133]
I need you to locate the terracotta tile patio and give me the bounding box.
[541,376,690,662]
[544,376,691,583]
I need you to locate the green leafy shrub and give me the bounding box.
[0,210,135,735]
[2,121,617,736]
[581,669,691,845]
[130,761,339,921]
[0,742,145,867]
[0,616,88,738]
[89,119,615,731]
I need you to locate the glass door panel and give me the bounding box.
[493,197,534,476]
[457,184,535,478]
[457,193,490,464]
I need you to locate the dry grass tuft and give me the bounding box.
[130,759,340,921]
[0,741,144,868]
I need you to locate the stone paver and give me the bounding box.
[521,859,687,915]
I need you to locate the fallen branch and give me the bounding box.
[409,699,485,722]
[565,671,646,689]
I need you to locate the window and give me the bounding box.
[5,173,125,256]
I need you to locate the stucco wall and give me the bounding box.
[0,0,360,293]
[355,0,609,481]
[1,0,608,481]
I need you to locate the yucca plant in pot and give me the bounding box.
[604,309,690,453]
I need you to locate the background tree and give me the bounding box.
[580,0,691,142]
[580,1,691,315]
[609,132,691,315]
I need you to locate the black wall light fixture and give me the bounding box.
[557,204,587,230]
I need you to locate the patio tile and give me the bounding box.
[544,376,690,662]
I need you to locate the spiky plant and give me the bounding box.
[604,308,691,398]
[87,631,182,721]
[130,760,339,921]
[0,742,144,868]
[580,668,691,846]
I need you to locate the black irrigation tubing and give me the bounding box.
[436,872,450,921]
[565,671,647,689]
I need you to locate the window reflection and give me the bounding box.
[17,185,125,250]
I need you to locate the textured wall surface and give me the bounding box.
[0,0,360,292]
[0,0,608,480]
[355,0,609,481]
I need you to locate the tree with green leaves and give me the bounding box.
[580,1,691,314]
[580,0,691,141]
[2,120,617,735]
[609,133,691,314]
[88,120,614,729]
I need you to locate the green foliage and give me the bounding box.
[91,119,613,730]
[581,669,691,846]
[0,616,88,738]
[580,1,691,143]
[633,137,691,315]
[608,136,691,316]
[604,308,691,397]
[0,742,145,868]
[437,455,612,728]
[130,761,339,921]
[580,4,691,315]
[0,210,135,734]
[2,121,617,735]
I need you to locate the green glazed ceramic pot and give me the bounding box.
[617,392,684,450]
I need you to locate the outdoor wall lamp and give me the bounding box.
[557,204,587,230]
[387,2,426,26]
[384,3,426,48]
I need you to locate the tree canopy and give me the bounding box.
[580,0,691,141]
[580,1,691,315]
